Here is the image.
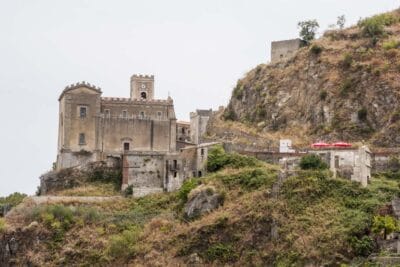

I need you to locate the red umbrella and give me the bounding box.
[332,142,352,147]
[311,142,330,148]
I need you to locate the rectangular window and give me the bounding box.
[124,142,130,151]
[334,155,339,168]
[79,106,87,118]
[140,111,145,118]
[122,110,127,118]
[79,133,86,145]
[201,148,205,156]
[104,109,110,118]
[157,111,162,119]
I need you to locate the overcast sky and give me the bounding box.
[0,0,398,196]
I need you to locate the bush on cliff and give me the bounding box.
[207,145,262,172]
[299,154,328,170]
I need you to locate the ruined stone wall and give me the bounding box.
[190,110,212,144]
[177,122,191,142]
[122,151,184,196]
[271,39,302,63]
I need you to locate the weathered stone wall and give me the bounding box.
[57,76,177,170]
[58,85,102,159]
[190,109,212,144]
[122,151,184,196]
[177,122,191,142]
[271,38,302,63]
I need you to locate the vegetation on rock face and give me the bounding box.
[0,192,27,208]
[221,9,400,147]
[372,215,398,240]
[3,150,400,265]
[206,144,262,172]
[299,154,329,170]
[0,218,6,233]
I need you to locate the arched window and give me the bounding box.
[140,92,147,99]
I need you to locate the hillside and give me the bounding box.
[223,10,400,147]
[1,147,400,266]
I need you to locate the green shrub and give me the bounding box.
[299,154,328,170]
[88,168,122,190]
[340,78,354,96]
[223,107,236,121]
[75,206,102,224]
[31,204,75,232]
[107,226,141,259]
[219,168,276,191]
[0,192,27,208]
[124,185,133,197]
[178,179,200,203]
[0,218,6,233]
[358,13,398,38]
[232,81,244,100]
[310,44,323,55]
[372,215,398,239]
[340,53,353,69]
[205,243,238,262]
[383,39,400,50]
[349,236,374,256]
[207,145,261,172]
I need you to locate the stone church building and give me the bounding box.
[56,74,216,196]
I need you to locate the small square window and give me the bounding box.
[79,133,86,145]
[79,107,87,118]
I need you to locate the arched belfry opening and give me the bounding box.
[140,92,147,100]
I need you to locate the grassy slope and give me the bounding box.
[3,159,400,266]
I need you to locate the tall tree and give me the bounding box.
[298,20,320,44]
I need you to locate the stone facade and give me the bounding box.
[190,109,212,144]
[57,75,176,170]
[271,38,302,63]
[176,121,191,142]
[310,146,372,187]
[55,74,219,196]
[121,151,183,197]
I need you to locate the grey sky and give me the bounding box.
[0,0,398,196]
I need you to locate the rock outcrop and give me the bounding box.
[223,10,400,147]
[184,185,224,219]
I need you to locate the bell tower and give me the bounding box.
[130,74,154,100]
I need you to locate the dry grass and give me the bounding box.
[54,183,120,197]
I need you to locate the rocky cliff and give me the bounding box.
[224,10,400,147]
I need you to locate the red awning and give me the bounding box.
[311,142,330,148]
[332,142,352,147]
